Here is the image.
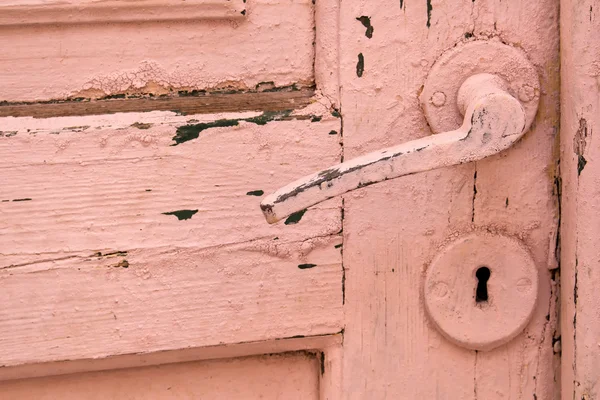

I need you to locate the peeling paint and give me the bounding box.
[284,209,307,225]
[573,118,590,176]
[172,119,240,145]
[162,209,199,220]
[171,110,314,145]
[472,170,477,223]
[356,16,374,38]
[356,53,365,77]
[131,122,153,130]
[426,0,433,28]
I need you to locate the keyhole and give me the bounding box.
[475,266,491,303]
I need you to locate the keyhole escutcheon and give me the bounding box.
[475,266,491,303]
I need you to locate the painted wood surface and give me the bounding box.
[0,0,566,397]
[0,0,314,102]
[0,109,344,373]
[560,1,600,398]
[337,0,559,398]
[0,352,320,399]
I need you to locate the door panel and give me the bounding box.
[0,0,314,102]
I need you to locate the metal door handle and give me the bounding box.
[260,73,532,224]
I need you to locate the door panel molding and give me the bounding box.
[0,0,245,26]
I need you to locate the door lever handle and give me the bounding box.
[260,73,532,224]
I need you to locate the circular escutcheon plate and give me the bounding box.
[424,232,538,351]
[420,40,540,134]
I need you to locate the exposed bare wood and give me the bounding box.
[0,88,315,118]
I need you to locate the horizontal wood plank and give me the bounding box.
[0,88,315,118]
[0,239,343,369]
[0,111,343,370]
[0,112,342,254]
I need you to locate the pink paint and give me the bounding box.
[0,0,571,397]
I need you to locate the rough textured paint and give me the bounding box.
[560,1,600,398]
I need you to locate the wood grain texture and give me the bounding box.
[0,110,344,372]
[0,352,320,399]
[338,0,559,398]
[0,88,315,118]
[560,1,600,398]
[0,0,314,102]
[0,0,245,26]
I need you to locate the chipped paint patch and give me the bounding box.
[171,110,327,145]
[131,122,153,130]
[162,209,199,220]
[356,16,374,38]
[573,118,590,176]
[426,0,433,27]
[172,119,240,145]
[284,209,307,225]
[356,53,365,77]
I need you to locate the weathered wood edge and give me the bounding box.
[0,88,315,119]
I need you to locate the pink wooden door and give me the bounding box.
[0,0,564,398]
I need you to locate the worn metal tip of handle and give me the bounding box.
[260,201,280,224]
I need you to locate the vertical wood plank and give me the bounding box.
[560,0,600,398]
[338,0,559,398]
